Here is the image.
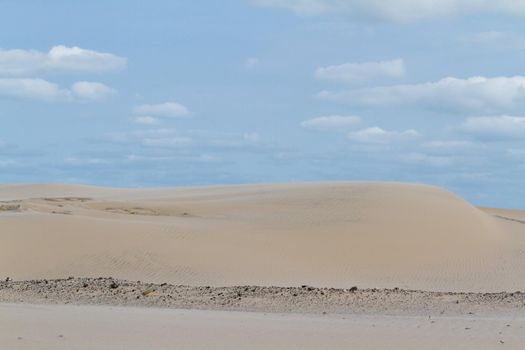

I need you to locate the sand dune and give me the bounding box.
[1,182,524,292]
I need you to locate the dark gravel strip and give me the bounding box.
[1,277,524,316]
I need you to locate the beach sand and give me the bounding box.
[2,303,524,350]
[1,182,524,349]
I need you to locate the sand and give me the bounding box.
[1,182,525,349]
[2,278,525,316]
[2,303,524,350]
[1,182,525,291]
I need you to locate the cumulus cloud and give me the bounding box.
[461,115,525,139]
[315,59,405,83]
[133,102,190,118]
[347,127,420,143]
[0,78,68,101]
[253,0,525,22]
[0,78,116,102]
[319,76,525,113]
[71,81,117,101]
[0,45,127,76]
[301,115,361,130]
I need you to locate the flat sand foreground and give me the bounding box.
[1,182,525,292]
[1,303,524,350]
[1,279,523,350]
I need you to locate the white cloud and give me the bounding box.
[0,78,116,102]
[347,127,420,143]
[0,78,68,101]
[71,81,116,101]
[133,102,190,118]
[301,115,361,130]
[244,57,260,70]
[422,140,480,152]
[461,115,525,139]
[319,76,525,113]
[134,116,160,125]
[315,59,405,83]
[253,0,525,22]
[0,45,127,76]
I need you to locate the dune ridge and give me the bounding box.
[1,182,524,292]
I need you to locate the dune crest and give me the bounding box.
[1,182,524,292]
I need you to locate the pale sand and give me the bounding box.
[2,182,525,349]
[1,182,525,291]
[1,303,524,350]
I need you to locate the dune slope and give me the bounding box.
[1,182,524,292]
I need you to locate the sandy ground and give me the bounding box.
[1,182,525,349]
[1,303,524,350]
[1,278,525,316]
[1,182,525,292]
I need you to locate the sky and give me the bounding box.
[1,0,525,208]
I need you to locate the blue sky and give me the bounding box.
[2,0,525,208]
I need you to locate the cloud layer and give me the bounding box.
[315,59,405,83]
[253,0,525,22]
[0,45,127,76]
[133,102,190,118]
[347,127,420,143]
[319,76,525,113]
[301,115,361,130]
[71,81,117,101]
[461,115,525,139]
[0,78,116,102]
